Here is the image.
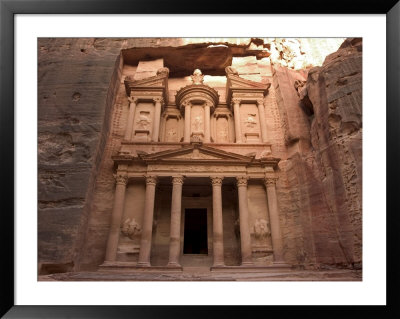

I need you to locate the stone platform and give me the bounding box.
[38,268,362,281]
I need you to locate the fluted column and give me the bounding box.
[265,176,285,263]
[236,176,253,265]
[204,103,211,143]
[137,175,158,266]
[105,173,128,262]
[124,97,138,141]
[257,98,268,143]
[232,98,242,143]
[168,176,184,267]
[152,97,163,142]
[183,101,191,142]
[211,176,224,267]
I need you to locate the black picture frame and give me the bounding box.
[1,0,399,318]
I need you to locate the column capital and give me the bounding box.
[182,100,191,108]
[153,97,164,104]
[128,96,138,104]
[264,176,278,186]
[256,98,265,106]
[236,176,248,187]
[145,175,158,185]
[211,176,224,186]
[231,98,241,106]
[172,176,184,185]
[114,173,128,185]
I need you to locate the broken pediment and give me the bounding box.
[226,73,271,105]
[124,68,169,101]
[140,145,253,164]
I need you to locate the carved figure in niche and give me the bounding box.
[245,114,257,127]
[136,112,151,129]
[121,218,142,240]
[253,218,270,239]
[166,128,177,141]
[193,115,203,132]
[191,69,204,85]
[218,130,228,142]
[225,66,239,76]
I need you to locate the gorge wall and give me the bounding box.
[37,37,361,273]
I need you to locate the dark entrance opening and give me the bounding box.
[183,208,208,254]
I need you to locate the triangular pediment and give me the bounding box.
[140,145,253,163]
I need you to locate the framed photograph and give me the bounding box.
[1,0,398,318]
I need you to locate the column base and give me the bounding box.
[136,261,151,267]
[167,262,183,270]
[241,261,254,266]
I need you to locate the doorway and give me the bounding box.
[183,208,208,254]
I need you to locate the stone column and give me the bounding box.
[204,102,211,143]
[211,176,224,267]
[236,176,253,265]
[168,176,184,267]
[152,97,163,142]
[257,98,268,143]
[183,101,191,143]
[232,98,242,143]
[264,176,285,263]
[105,173,128,262]
[124,97,137,141]
[137,175,158,266]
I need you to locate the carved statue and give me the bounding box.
[253,218,270,239]
[191,69,204,85]
[121,218,142,240]
[225,66,239,76]
[193,115,203,132]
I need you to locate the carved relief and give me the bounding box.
[253,218,270,239]
[245,114,257,128]
[216,117,229,143]
[166,128,178,141]
[121,218,142,239]
[128,96,138,104]
[193,116,203,132]
[136,111,151,130]
[191,69,204,85]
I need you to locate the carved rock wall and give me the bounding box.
[275,38,362,268]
